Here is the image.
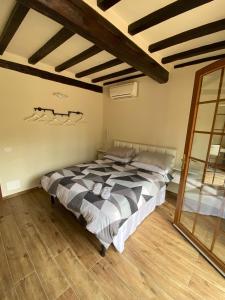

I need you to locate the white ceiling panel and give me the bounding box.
[87,62,132,80]
[159,31,225,59]
[42,35,93,67]
[174,49,225,66]
[112,0,173,24]
[67,50,116,74]
[7,10,62,58]
[102,71,143,85]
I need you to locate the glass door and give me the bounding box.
[174,58,225,277]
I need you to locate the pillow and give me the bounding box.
[106,146,135,159]
[132,151,174,170]
[131,161,168,175]
[104,155,131,163]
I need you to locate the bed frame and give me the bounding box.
[50,139,176,257]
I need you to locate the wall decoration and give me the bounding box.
[24,107,84,126]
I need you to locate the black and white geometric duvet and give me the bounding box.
[41,159,167,249]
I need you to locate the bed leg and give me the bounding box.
[100,244,106,257]
[51,196,55,205]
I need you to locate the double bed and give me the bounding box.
[41,140,176,255]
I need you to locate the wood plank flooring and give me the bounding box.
[0,188,224,299]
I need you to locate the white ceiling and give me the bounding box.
[85,0,225,66]
[0,0,224,86]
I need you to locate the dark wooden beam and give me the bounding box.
[0,59,102,93]
[17,0,168,84]
[28,28,74,64]
[0,3,29,55]
[55,45,102,72]
[92,67,137,83]
[174,54,225,68]
[129,0,213,35]
[149,19,225,53]
[97,0,121,11]
[162,40,225,64]
[76,58,122,78]
[104,73,145,85]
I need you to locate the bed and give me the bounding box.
[41,140,176,255]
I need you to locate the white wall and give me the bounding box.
[0,67,103,196]
[0,60,211,197]
[103,63,209,168]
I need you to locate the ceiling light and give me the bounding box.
[53,92,68,99]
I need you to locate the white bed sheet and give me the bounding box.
[113,185,166,252]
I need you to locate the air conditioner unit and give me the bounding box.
[109,82,138,99]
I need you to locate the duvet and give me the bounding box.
[41,159,167,249]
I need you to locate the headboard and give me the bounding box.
[113,140,177,168]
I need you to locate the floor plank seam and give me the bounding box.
[14,271,36,286]
[54,248,81,300]
[89,256,103,271]
[0,229,18,299]
[12,211,51,300]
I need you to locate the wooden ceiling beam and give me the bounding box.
[174,54,225,68]
[76,58,122,78]
[92,67,137,83]
[0,58,102,93]
[55,45,102,72]
[0,3,29,55]
[162,40,225,64]
[97,0,121,11]
[18,0,168,84]
[129,0,213,35]
[103,73,145,85]
[149,19,225,53]
[28,27,74,64]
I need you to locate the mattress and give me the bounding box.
[41,159,168,249]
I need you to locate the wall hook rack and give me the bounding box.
[24,107,84,126]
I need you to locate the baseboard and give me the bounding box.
[166,190,177,200]
[2,186,39,200]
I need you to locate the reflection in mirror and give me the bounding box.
[191,133,210,161]
[212,205,225,263]
[217,102,225,114]
[199,70,221,102]
[213,231,225,263]
[193,184,223,249]
[209,135,225,175]
[195,103,216,132]
[214,114,225,133]
[194,213,217,249]
[180,160,205,232]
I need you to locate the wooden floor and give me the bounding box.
[0,189,224,300]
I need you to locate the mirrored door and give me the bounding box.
[174,58,225,277]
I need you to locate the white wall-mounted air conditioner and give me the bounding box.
[109,82,138,99]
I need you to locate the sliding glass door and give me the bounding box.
[174,58,225,276]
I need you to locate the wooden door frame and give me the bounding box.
[0,185,2,201]
[174,57,225,276]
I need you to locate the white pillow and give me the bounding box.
[132,151,174,170]
[104,155,131,163]
[131,161,169,176]
[106,146,135,158]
